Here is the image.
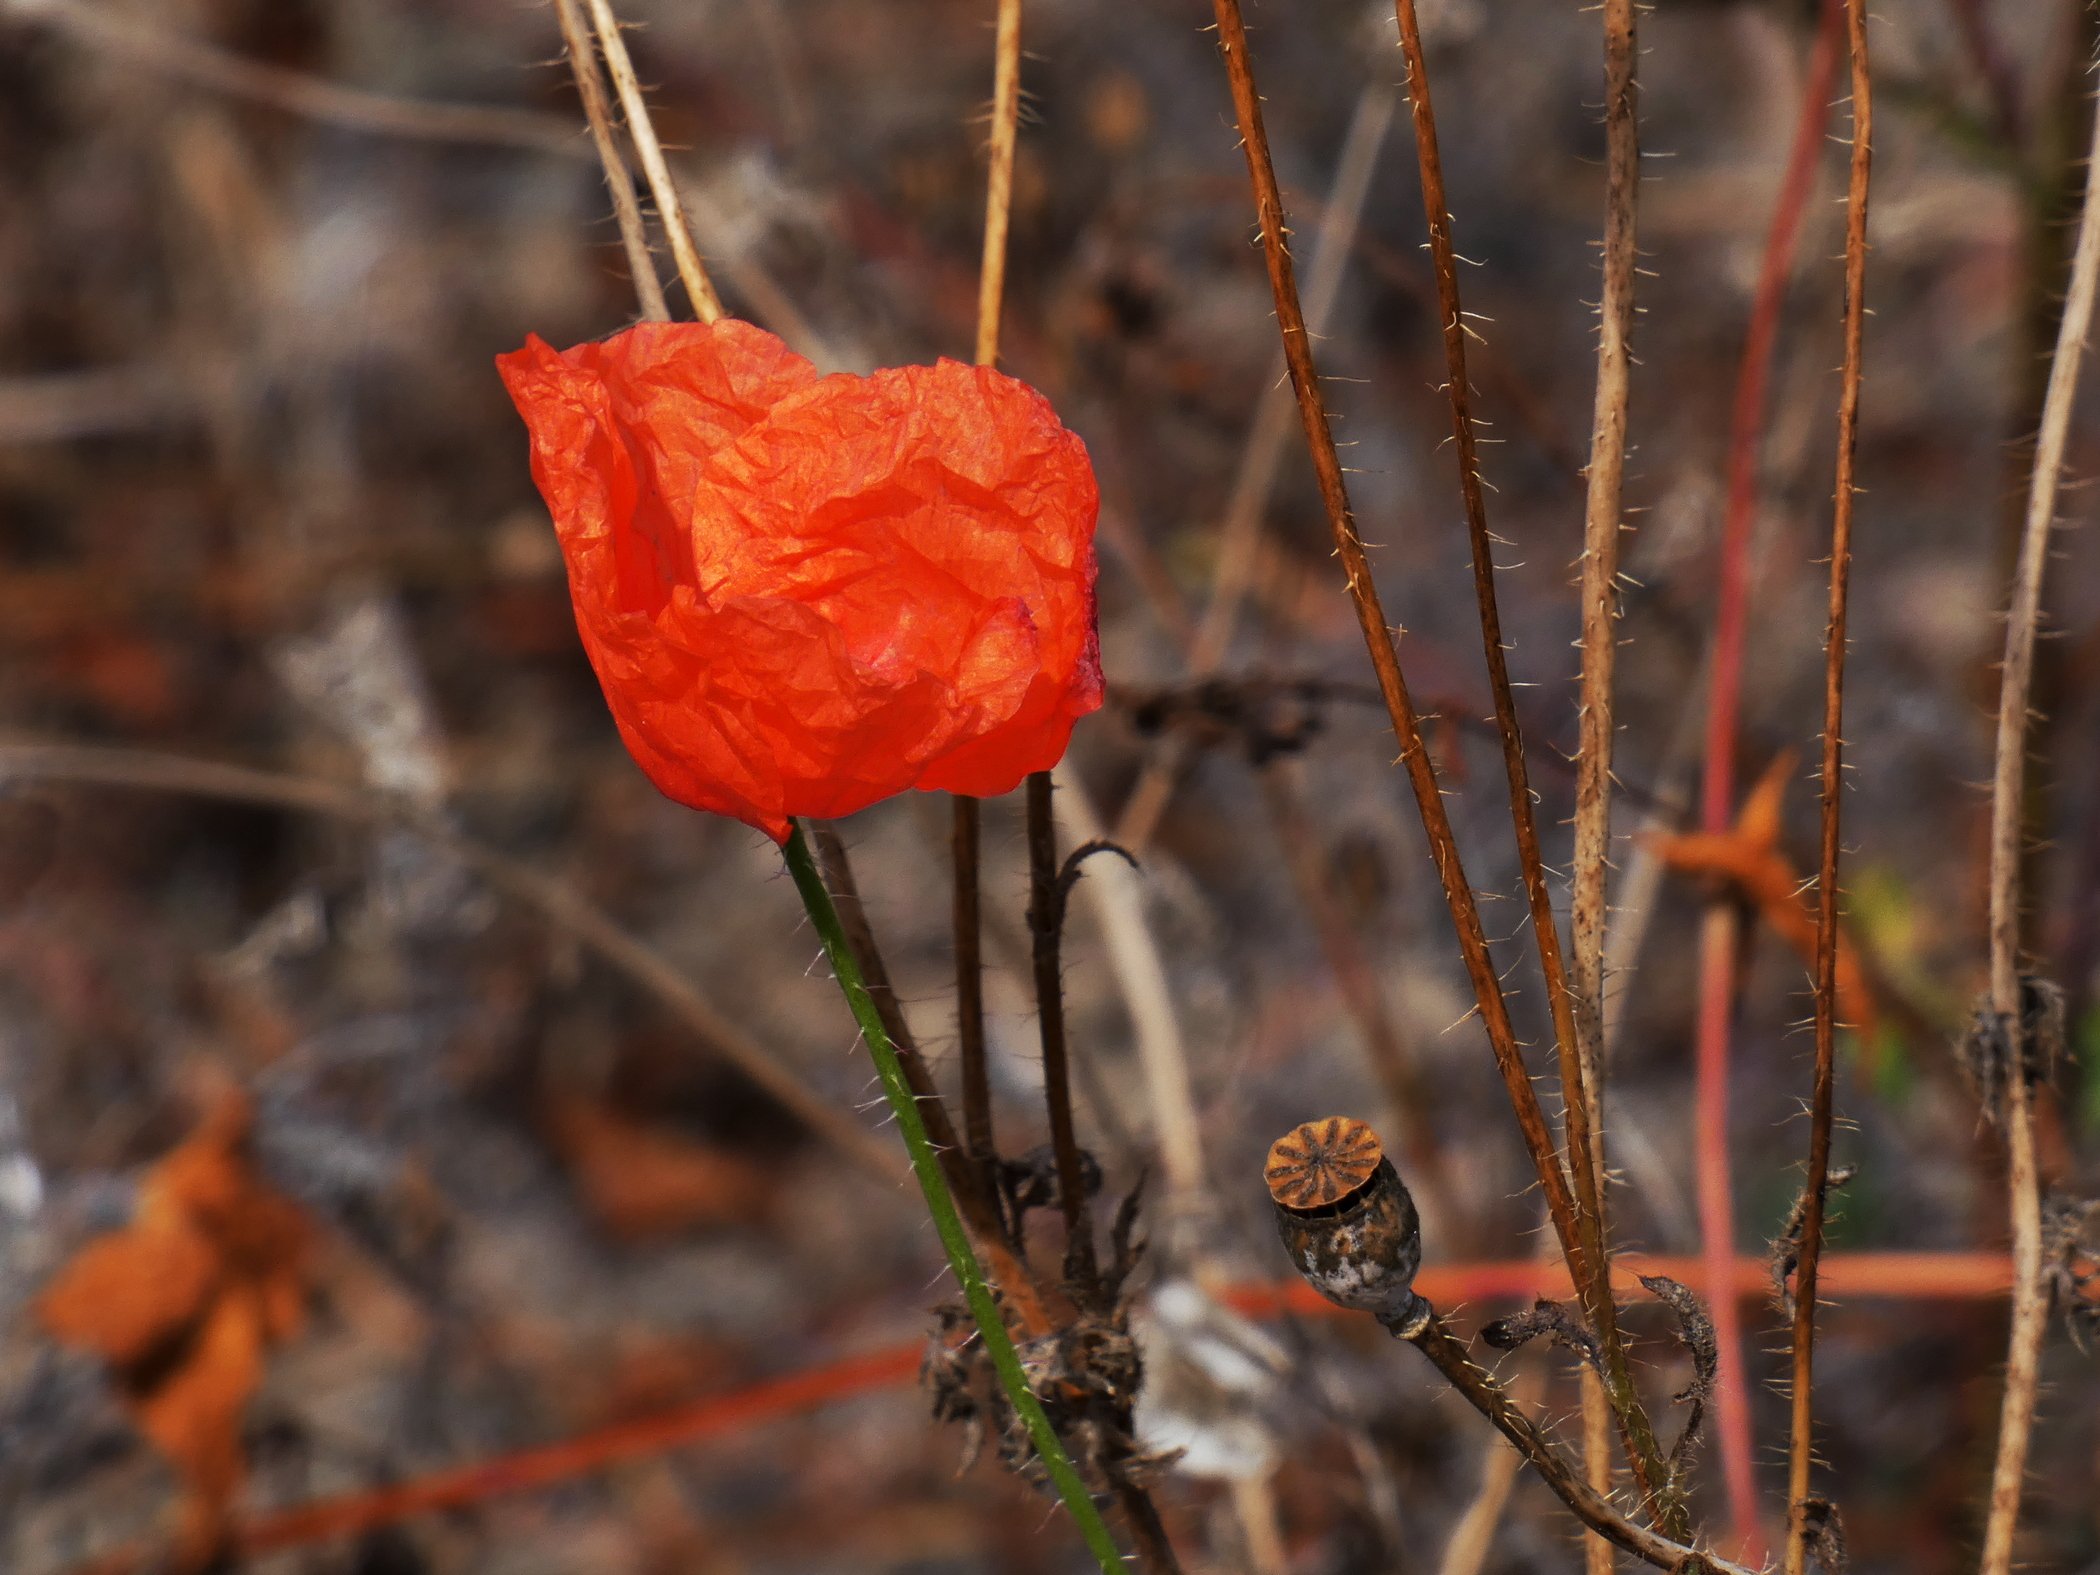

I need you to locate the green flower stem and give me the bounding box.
[781,823,1126,1574]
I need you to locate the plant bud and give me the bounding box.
[1265,1117,1422,1328]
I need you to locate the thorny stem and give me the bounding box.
[550,0,668,324]
[1388,0,1669,1524]
[1785,2,1870,1570]
[1027,772,1097,1284]
[1978,55,2100,1575]
[578,0,725,323]
[1574,0,1642,1553]
[1390,1303,1758,1575]
[781,826,1126,1575]
[1202,0,1611,1480]
[1696,2,1846,1550]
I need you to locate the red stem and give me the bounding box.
[1696,0,1847,1558]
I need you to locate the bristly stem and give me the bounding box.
[550,0,668,324]
[1202,0,1642,1499]
[1388,0,1668,1525]
[1027,771,1097,1284]
[1977,55,2100,1575]
[781,824,1125,1575]
[579,0,725,322]
[1392,1304,1758,1575]
[1785,2,1870,1570]
[1694,2,1846,1551]
[1573,0,1641,1555]
[974,0,1024,369]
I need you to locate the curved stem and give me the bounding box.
[780,825,1125,1575]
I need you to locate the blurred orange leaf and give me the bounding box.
[543,1096,771,1240]
[1651,754,1879,1046]
[38,1092,311,1568]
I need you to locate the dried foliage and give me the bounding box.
[1961,974,2070,1124]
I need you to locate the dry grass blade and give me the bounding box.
[1785,2,1870,1570]
[578,0,725,322]
[551,0,669,324]
[1977,57,2100,1575]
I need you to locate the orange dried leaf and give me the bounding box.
[545,1097,772,1240]
[38,1222,218,1368]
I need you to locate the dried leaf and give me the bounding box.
[36,1092,311,1567]
[543,1096,771,1240]
[1479,1298,1601,1375]
[1651,753,1878,1046]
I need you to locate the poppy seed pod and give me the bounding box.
[1266,1118,1423,1330]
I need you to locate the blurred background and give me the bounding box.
[1,0,2097,1571]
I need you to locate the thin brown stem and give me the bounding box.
[1573,0,1641,1548]
[1393,1304,1757,1575]
[1978,55,2100,1575]
[951,0,1026,1226]
[808,823,1059,1330]
[974,0,1024,369]
[1026,772,1095,1283]
[1203,0,1601,1425]
[1785,3,1871,1570]
[579,0,725,323]
[1387,0,1667,1522]
[551,0,668,324]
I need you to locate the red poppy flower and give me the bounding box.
[497,321,1103,841]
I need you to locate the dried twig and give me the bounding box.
[551,0,669,324]
[1977,52,2100,1575]
[1573,0,1643,1554]
[1786,3,1871,1569]
[578,0,724,322]
[1026,772,1097,1284]
[1202,0,1595,1387]
[1693,2,1846,1548]
[1388,0,1666,1520]
[1391,1304,1758,1575]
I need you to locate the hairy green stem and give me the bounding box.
[781,823,1125,1573]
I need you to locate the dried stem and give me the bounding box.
[1388,0,1666,1520]
[1391,1304,1758,1575]
[973,0,1024,369]
[551,0,669,324]
[1695,2,1846,1549]
[1977,56,2100,1575]
[1574,0,1642,1552]
[578,0,725,322]
[1203,0,1632,1482]
[1026,772,1096,1283]
[1784,3,1871,1570]
[782,827,1124,1574]
[951,0,1027,1219]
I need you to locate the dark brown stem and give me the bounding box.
[1112,1477,1185,1575]
[1387,0,1667,1523]
[1784,2,1870,1570]
[1203,0,1616,1463]
[809,822,1042,1311]
[952,796,997,1211]
[1392,1303,1756,1575]
[1025,771,1095,1284]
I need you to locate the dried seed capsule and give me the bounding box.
[1265,1118,1423,1329]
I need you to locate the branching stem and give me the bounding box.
[781,826,1124,1575]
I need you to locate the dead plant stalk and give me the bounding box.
[1205,0,1668,1517]
[1388,0,1671,1523]
[1784,2,1870,1570]
[1977,57,2100,1575]
[1574,0,1642,1558]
